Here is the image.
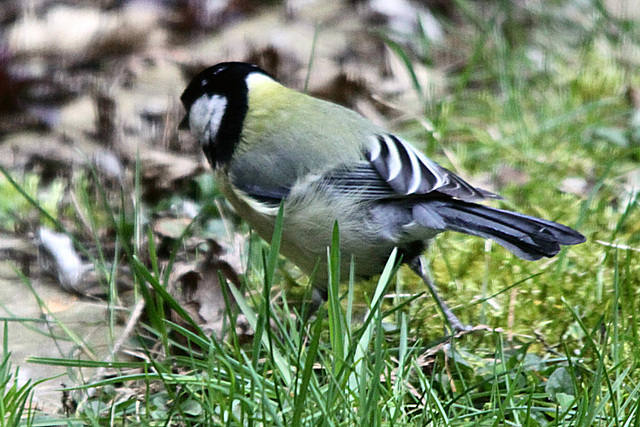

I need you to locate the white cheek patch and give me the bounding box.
[189,94,228,145]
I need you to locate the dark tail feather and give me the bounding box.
[413,200,586,260]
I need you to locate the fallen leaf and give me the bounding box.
[166,240,249,342]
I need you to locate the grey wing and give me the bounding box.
[324,133,500,201]
[366,134,500,200]
[322,163,396,198]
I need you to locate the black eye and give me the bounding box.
[201,79,208,87]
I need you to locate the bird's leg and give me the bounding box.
[409,257,470,333]
[310,287,327,315]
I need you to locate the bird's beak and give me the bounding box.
[178,114,190,130]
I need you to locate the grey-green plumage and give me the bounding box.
[180,62,585,327]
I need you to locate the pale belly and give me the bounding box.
[217,174,409,285]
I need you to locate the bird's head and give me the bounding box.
[180,62,274,166]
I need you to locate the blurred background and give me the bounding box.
[0,0,639,418]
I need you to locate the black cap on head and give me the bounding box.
[179,62,273,165]
[180,62,271,112]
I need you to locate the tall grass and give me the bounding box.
[3,169,636,424]
[1,0,639,424]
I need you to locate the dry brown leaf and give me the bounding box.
[495,165,531,188]
[36,228,91,294]
[167,241,250,342]
[152,217,192,240]
[560,177,590,197]
[140,149,203,201]
[8,4,165,62]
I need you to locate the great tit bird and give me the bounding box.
[180,61,585,330]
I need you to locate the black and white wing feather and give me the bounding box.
[234,132,499,204]
[362,134,499,200]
